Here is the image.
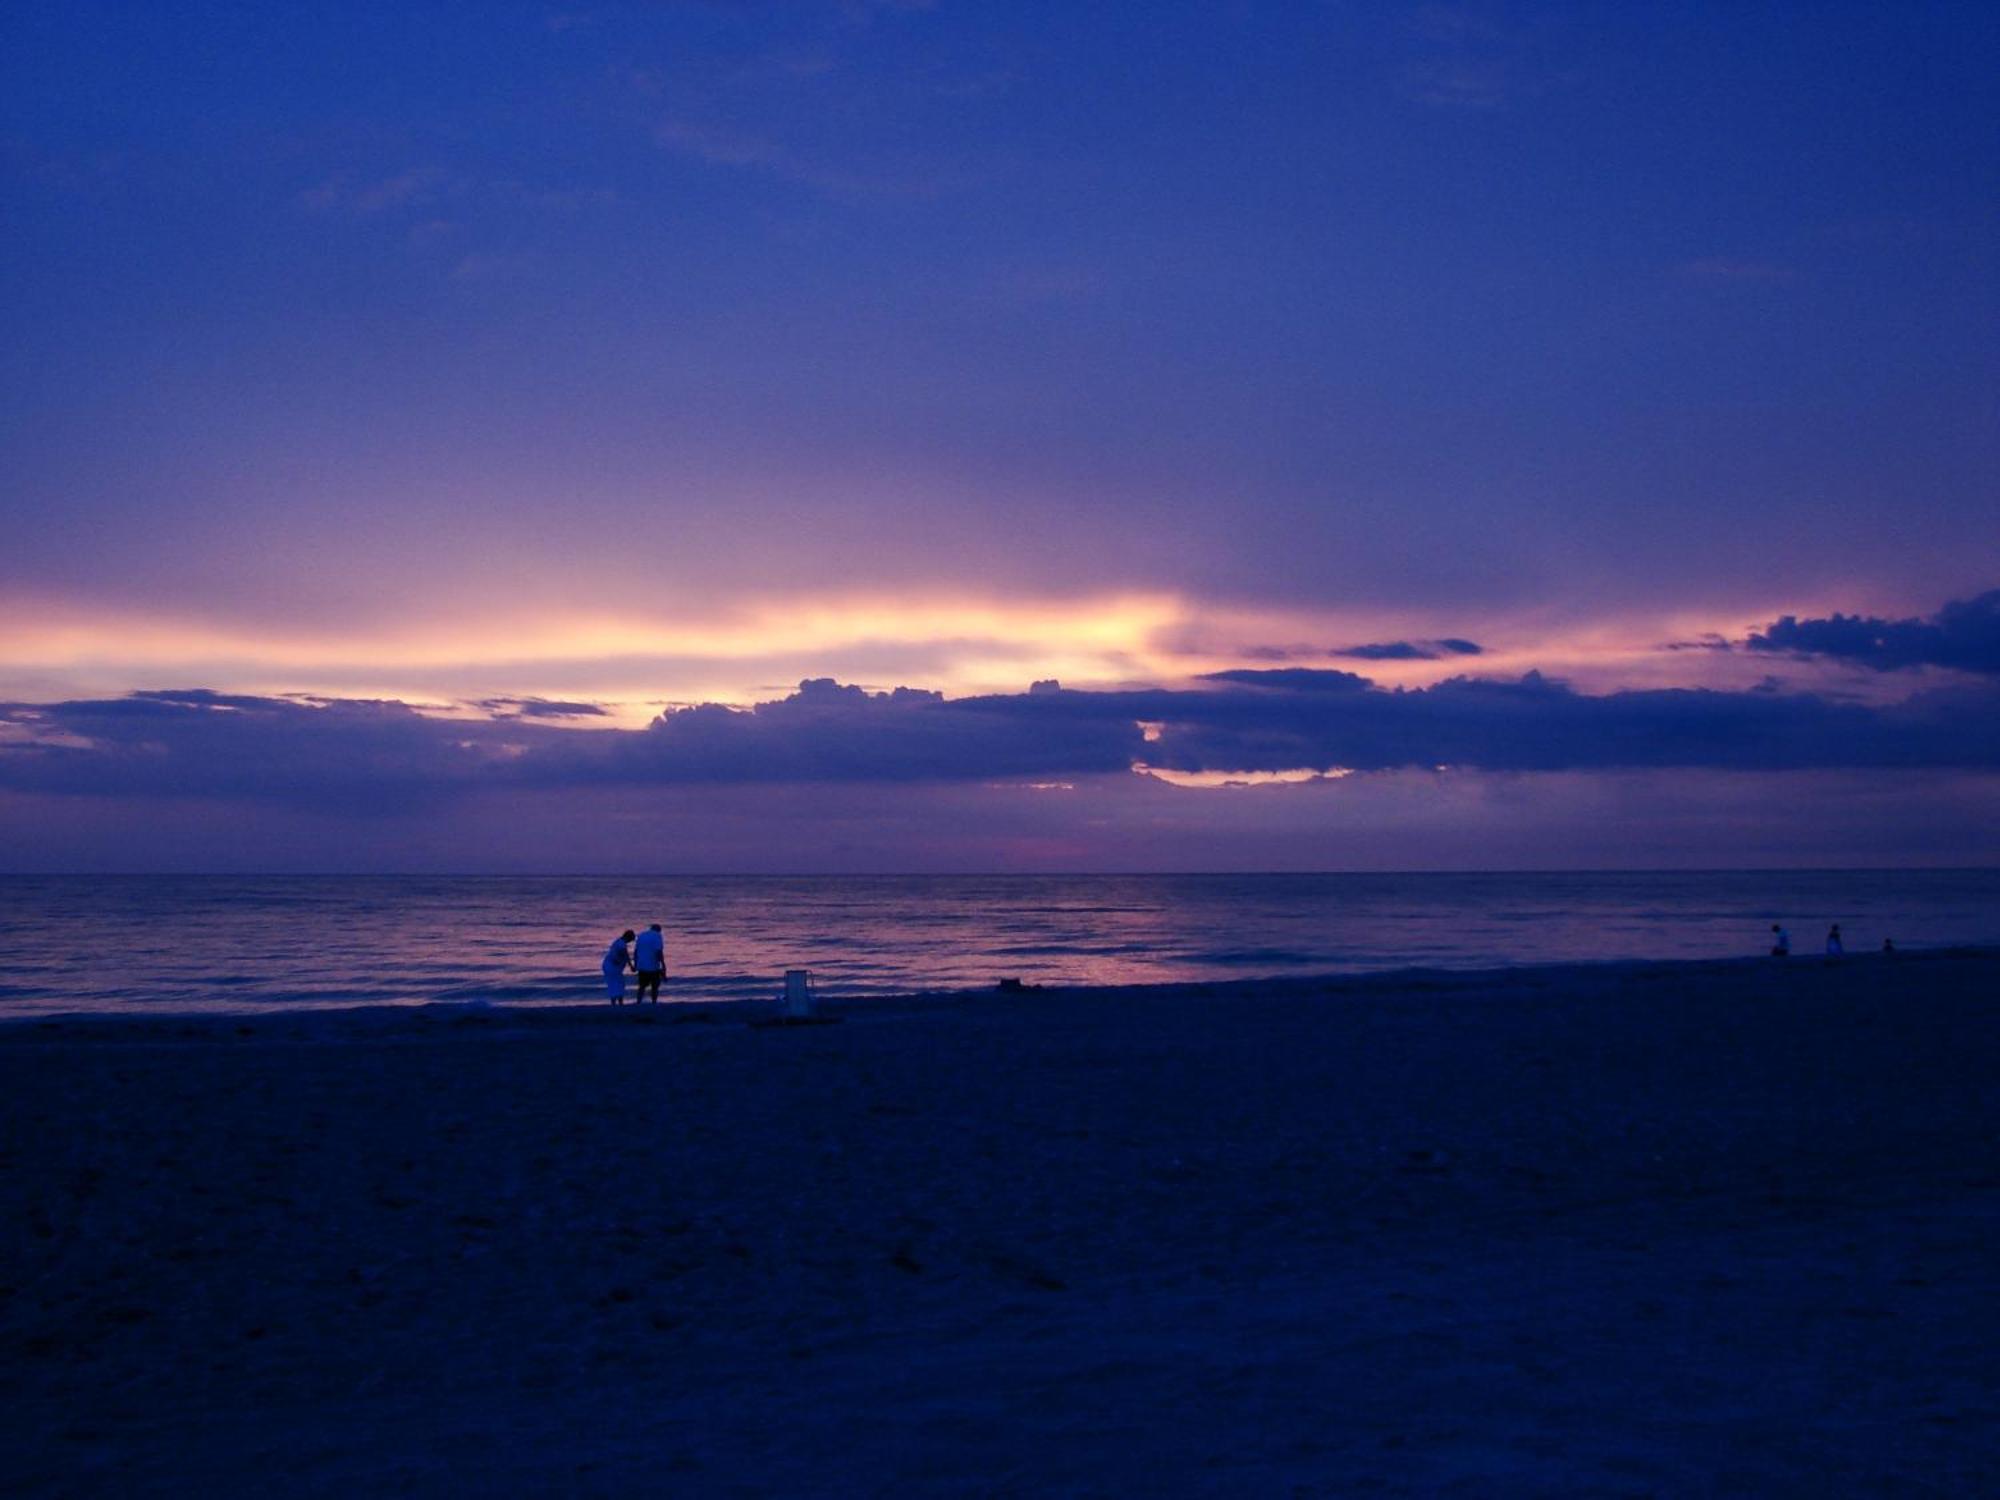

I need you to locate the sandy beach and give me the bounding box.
[3,951,1996,1496]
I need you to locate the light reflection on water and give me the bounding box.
[0,871,1994,1016]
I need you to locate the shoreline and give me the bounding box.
[4,943,1993,1037]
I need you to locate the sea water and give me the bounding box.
[0,870,1995,1017]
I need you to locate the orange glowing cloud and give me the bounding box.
[1135,766,1355,789]
[0,588,1801,717]
[0,593,1186,717]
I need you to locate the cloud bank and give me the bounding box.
[1746,590,2000,677]
[5,666,1996,814]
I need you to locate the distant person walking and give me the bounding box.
[1770,924,1791,957]
[1825,923,1844,958]
[603,929,635,1004]
[633,922,667,1004]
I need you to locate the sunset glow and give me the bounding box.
[1137,767,1355,790]
[0,592,1839,714]
[2,1,1993,870]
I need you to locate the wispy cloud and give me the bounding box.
[983,264,1103,304]
[1334,638,1484,662]
[1678,257,1795,283]
[298,165,617,281]
[300,167,618,220]
[473,696,610,720]
[1663,633,1734,654]
[654,117,956,199]
[840,0,938,24]
[1396,4,1550,109]
[299,167,454,216]
[447,249,543,283]
[1209,639,1485,664]
[654,119,790,173]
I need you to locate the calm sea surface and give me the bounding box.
[1,871,1995,1017]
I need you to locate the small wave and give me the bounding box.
[987,943,1120,957]
[1186,948,1333,968]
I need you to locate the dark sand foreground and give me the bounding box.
[3,953,1997,1496]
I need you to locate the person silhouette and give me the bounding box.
[603,929,635,1005]
[1770,924,1791,957]
[633,922,666,1004]
[1825,923,1844,958]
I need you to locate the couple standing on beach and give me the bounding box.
[603,925,666,1005]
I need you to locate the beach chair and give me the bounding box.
[751,968,839,1028]
[781,968,816,1019]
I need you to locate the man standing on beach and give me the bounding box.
[633,923,666,1004]
[603,929,635,1005]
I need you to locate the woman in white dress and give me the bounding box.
[602,929,636,1003]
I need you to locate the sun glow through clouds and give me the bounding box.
[1136,766,1356,789]
[0,587,1893,722]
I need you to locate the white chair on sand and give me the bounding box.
[753,968,837,1029]
[780,969,816,1019]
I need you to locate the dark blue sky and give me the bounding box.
[3,2,1995,868]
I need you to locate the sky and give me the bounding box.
[2,0,1996,871]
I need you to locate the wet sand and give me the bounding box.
[3,951,1996,1495]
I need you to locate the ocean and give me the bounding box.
[1,870,1995,1017]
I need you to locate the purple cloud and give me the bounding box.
[1128,671,2000,776]
[518,678,1140,787]
[6,660,1997,815]
[474,697,610,719]
[1231,640,1486,664]
[1746,589,2000,676]
[1332,639,1485,662]
[0,692,519,810]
